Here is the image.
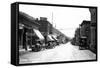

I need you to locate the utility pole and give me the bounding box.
[52,12,56,28]
[51,12,53,34]
[52,12,53,26]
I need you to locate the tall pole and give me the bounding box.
[52,12,53,26]
[52,12,56,28]
[51,12,53,34]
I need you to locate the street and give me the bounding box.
[19,42,96,64]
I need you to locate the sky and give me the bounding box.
[19,4,91,38]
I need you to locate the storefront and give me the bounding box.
[19,11,42,51]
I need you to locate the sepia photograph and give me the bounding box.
[17,3,97,64]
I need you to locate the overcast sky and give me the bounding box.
[19,4,91,38]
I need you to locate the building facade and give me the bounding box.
[89,8,97,53]
[80,20,91,48]
[75,28,80,46]
[19,11,41,50]
[36,17,53,36]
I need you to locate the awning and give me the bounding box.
[52,35,58,40]
[19,23,24,29]
[47,35,54,41]
[33,29,44,40]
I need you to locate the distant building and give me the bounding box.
[36,17,53,36]
[40,17,47,21]
[75,28,80,46]
[52,27,69,44]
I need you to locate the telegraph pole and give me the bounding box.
[51,12,53,34]
[52,12,56,28]
[52,12,53,26]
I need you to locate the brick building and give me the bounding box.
[36,17,53,36]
